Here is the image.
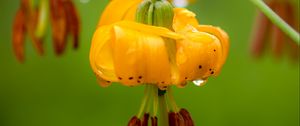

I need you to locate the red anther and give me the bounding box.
[142,113,150,126]
[179,108,194,126]
[128,116,142,126]
[151,116,158,126]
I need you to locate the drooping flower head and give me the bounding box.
[250,0,299,61]
[12,0,80,63]
[90,0,229,125]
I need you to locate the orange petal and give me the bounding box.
[64,0,80,49]
[196,25,229,75]
[116,21,183,40]
[12,9,26,63]
[173,8,199,32]
[22,0,44,55]
[113,25,172,87]
[97,0,142,26]
[90,25,118,82]
[176,31,222,85]
[50,0,67,55]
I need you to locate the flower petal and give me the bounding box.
[90,25,118,82]
[196,25,229,75]
[12,9,26,63]
[176,31,222,85]
[116,21,183,40]
[173,8,199,32]
[97,0,142,26]
[113,25,172,87]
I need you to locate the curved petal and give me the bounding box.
[116,21,183,40]
[173,8,199,32]
[96,75,112,87]
[176,31,222,86]
[12,9,26,63]
[113,25,172,87]
[97,0,142,26]
[90,25,118,83]
[196,25,229,75]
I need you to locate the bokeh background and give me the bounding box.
[0,0,299,126]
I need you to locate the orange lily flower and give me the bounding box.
[90,0,229,125]
[91,6,228,89]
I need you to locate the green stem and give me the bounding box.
[152,86,159,116]
[250,0,300,44]
[145,87,153,113]
[167,87,179,112]
[159,93,169,126]
[137,85,151,118]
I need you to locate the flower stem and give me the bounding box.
[137,85,151,118]
[250,0,300,44]
[167,87,179,112]
[158,92,169,126]
[152,86,159,116]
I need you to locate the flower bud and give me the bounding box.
[136,0,174,28]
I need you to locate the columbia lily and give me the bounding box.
[90,0,229,125]
[250,0,299,61]
[12,0,80,63]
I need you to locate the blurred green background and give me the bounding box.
[0,0,299,126]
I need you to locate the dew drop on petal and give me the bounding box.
[192,79,207,87]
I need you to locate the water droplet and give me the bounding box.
[192,79,207,87]
[173,0,188,7]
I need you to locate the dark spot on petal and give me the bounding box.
[214,49,216,52]
[198,65,202,69]
[161,81,165,84]
[138,76,142,79]
[185,77,188,80]
[129,77,134,80]
[106,81,111,83]
[209,69,212,71]
[118,77,122,80]
[211,71,214,74]
[137,80,141,83]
